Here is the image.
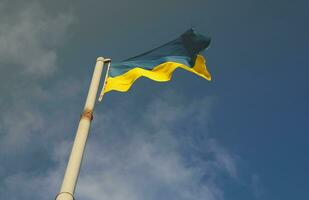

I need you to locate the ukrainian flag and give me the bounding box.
[104,29,211,93]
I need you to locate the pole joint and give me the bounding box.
[80,109,94,121]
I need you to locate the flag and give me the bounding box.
[104,29,211,93]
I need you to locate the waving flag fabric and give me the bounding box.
[104,29,212,93]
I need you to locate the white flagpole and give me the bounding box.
[55,57,109,200]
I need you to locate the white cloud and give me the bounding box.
[0,92,238,200]
[73,94,236,200]
[251,174,265,199]
[0,2,74,76]
[0,3,77,199]
[207,139,238,178]
[0,1,76,153]
[0,141,70,200]
[0,105,45,153]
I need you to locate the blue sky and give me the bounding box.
[0,0,308,200]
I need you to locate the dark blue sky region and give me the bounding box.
[0,0,308,200]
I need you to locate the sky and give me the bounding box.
[0,0,308,200]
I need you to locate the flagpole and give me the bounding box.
[55,57,108,200]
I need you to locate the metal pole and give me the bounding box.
[55,57,106,200]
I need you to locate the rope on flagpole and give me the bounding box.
[98,58,111,102]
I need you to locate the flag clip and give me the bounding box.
[98,58,112,102]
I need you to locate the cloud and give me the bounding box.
[74,94,237,200]
[0,141,70,200]
[0,2,77,198]
[251,174,265,199]
[0,0,76,150]
[0,104,45,153]
[0,1,76,158]
[0,1,74,76]
[207,139,238,178]
[0,91,237,200]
